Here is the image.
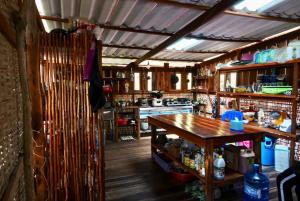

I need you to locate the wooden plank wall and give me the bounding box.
[40,31,104,201]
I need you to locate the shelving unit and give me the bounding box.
[152,143,244,186]
[114,106,140,141]
[216,60,299,164]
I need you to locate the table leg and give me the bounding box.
[205,141,214,201]
[151,125,157,158]
[253,135,262,170]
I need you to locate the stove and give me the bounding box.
[163,98,192,106]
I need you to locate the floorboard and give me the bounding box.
[105,137,280,201]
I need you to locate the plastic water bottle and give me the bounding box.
[214,155,226,180]
[244,164,269,201]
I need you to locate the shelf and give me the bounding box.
[152,143,204,182]
[217,92,296,101]
[218,59,300,72]
[152,143,244,186]
[117,124,137,127]
[140,128,166,134]
[191,89,216,94]
[103,77,130,81]
[246,122,298,141]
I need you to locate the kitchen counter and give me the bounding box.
[139,105,193,119]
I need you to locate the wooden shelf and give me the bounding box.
[218,59,300,72]
[246,122,298,141]
[152,143,244,186]
[103,77,130,81]
[217,92,296,101]
[191,89,216,94]
[152,143,205,182]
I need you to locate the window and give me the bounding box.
[147,72,152,91]
[187,73,192,90]
[134,72,140,90]
[175,73,181,90]
[220,72,237,91]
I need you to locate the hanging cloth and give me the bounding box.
[89,43,106,112]
[83,41,96,81]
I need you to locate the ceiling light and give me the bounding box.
[167,38,203,51]
[234,0,284,12]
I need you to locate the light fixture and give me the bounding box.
[234,0,284,12]
[166,38,203,51]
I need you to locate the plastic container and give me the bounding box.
[261,137,275,166]
[221,110,243,121]
[169,170,195,183]
[239,149,255,174]
[214,155,226,180]
[230,120,244,131]
[275,144,290,172]
[244,164,269,201]
[287,40,300,60]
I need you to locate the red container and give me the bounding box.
[117,118,128,126]
[169,170,195,183]
[103,85,113,94]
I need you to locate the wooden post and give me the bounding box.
[290,63,299,166]
[13,3,35,200]
[25,5,47,201]
[204,140,213,201]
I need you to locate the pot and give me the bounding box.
[138,98,149,107]
[152,98,163,107]
[103,85,113,93]
[150,90,163,99]
[141,122,149,130]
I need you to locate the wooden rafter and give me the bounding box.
[103,55,202,62]
[103,44,228,54]
[188,34,261,43]
[39,15,262,43]
[148,0,300,23]
[133,0,241,64]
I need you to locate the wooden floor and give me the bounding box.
[105,137,280,201]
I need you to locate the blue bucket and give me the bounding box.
[261,137,276,166]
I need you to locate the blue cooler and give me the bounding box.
[261,137,276,166]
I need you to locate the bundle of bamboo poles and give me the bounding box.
[39,31,104,201]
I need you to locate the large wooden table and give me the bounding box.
[148,113,264,201]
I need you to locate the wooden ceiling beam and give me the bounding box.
[188,34,261,43]
[103,44,228,54]
[39,15,262,42]
[103,44,152,50]
[97,23,172,36]
[103,55,201,62]
[133,0,240,64]
[40,15,69,23]
[148,0,300,23]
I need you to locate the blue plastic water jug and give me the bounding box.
[261,136,275,166]
[244,164,269,201]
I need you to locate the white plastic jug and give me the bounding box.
[287,40,300,60]
[214,155,226,180]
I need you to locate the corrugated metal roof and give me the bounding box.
[37,0,300,66]
[192,13,299,39]
[153,51,218,60]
